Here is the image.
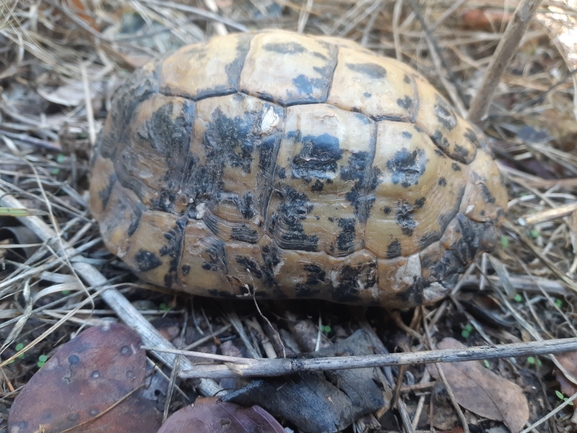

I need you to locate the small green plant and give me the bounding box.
[159,303,171,312]
[321,325,331,334]
[15,343,25,359]
[555,299,563,308]
[501,235,509,249]
[461,323,473,339]
[56,154,66,164]
[513,293,523,303]
[483,360,490,369]
[555,390,574,406]
[527,356,542,367]
[530,229,539,239]
[37,354,48,368]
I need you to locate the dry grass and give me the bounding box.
[2,0,577,431]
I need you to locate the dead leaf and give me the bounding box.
[428,338,529,433]
[222,329,386,433]
[554,351,577,396]
[8,322,161,433]
[158,398,284,433]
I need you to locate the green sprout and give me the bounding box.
[555,390,574,406]
[321,325,331,334]
[483,360,490,369]
[527,356,542,367]
[530,229,539,239]
[37,354,48,368]
[501,235,509,249]
[555,299,563,308]
[514,293,523,303]
[159,303,171,312]
[461,323,473,339]
[56,154,66,164]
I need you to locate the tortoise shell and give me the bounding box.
[90,30,507,308]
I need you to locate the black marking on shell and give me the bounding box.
[384,206,392,214]
[434,149,446,158]
[341,125,379,223]
[223,35,253,89]
[437,184,465,231]
[395,201,417,236]
[261,244,280,288]
[202,239,227,272]
[278,167,287,179]
[98,172,117,210]
[334,259,377,303]
[434,95,457,131]
[397,96,413,110]
[438,177,447,186]
[270,184,319,251]
[231,224,259,243]
[415,197,426,209]
[159,218,187,288]
[304,263,326,285]
[451,162,461,171]
[454,144,469,161]
[236,256,263,279]
[404,74,411,84]
[364,92,372,98]
[387,239,402,259]
[336,218,357,254]
[263,42,306,54]
[181,265,190,275]
[293,133,343,179]
[464,128,480,147]
[134,249,162,272]
[97,63,159,160]
[418,232,441,249]
[311,179,324,192]
[127,202,145,237]
[203,107,256,174]
[346,63,387,79]
[387,148,427,187]
[402,131,412,139]
[480,183,496,204]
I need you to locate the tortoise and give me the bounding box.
[90,30,507,308]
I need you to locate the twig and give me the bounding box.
[0,187,222,397]
[139,0,248,32]
[517,201,577,226]
[176,336,577,379]
[467,0,543,123]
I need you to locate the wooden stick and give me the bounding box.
[517,202,577,226]
[468,0,543,124]
[176,336,577,379]
[0,187,222,397]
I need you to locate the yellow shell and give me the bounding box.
[90,30,507,307]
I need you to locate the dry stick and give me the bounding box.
[467,0,543,124]
[0,188,222,397]
[518,201,577,226]
[175,336,577,379]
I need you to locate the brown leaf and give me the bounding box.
[428,338,529,433]
[554,351,577,396]
[158,397,284,433]
[8,322,161,433]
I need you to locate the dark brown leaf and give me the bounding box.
[158,397,284,433]
[8,322,161,433]
[428,338,529,433]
